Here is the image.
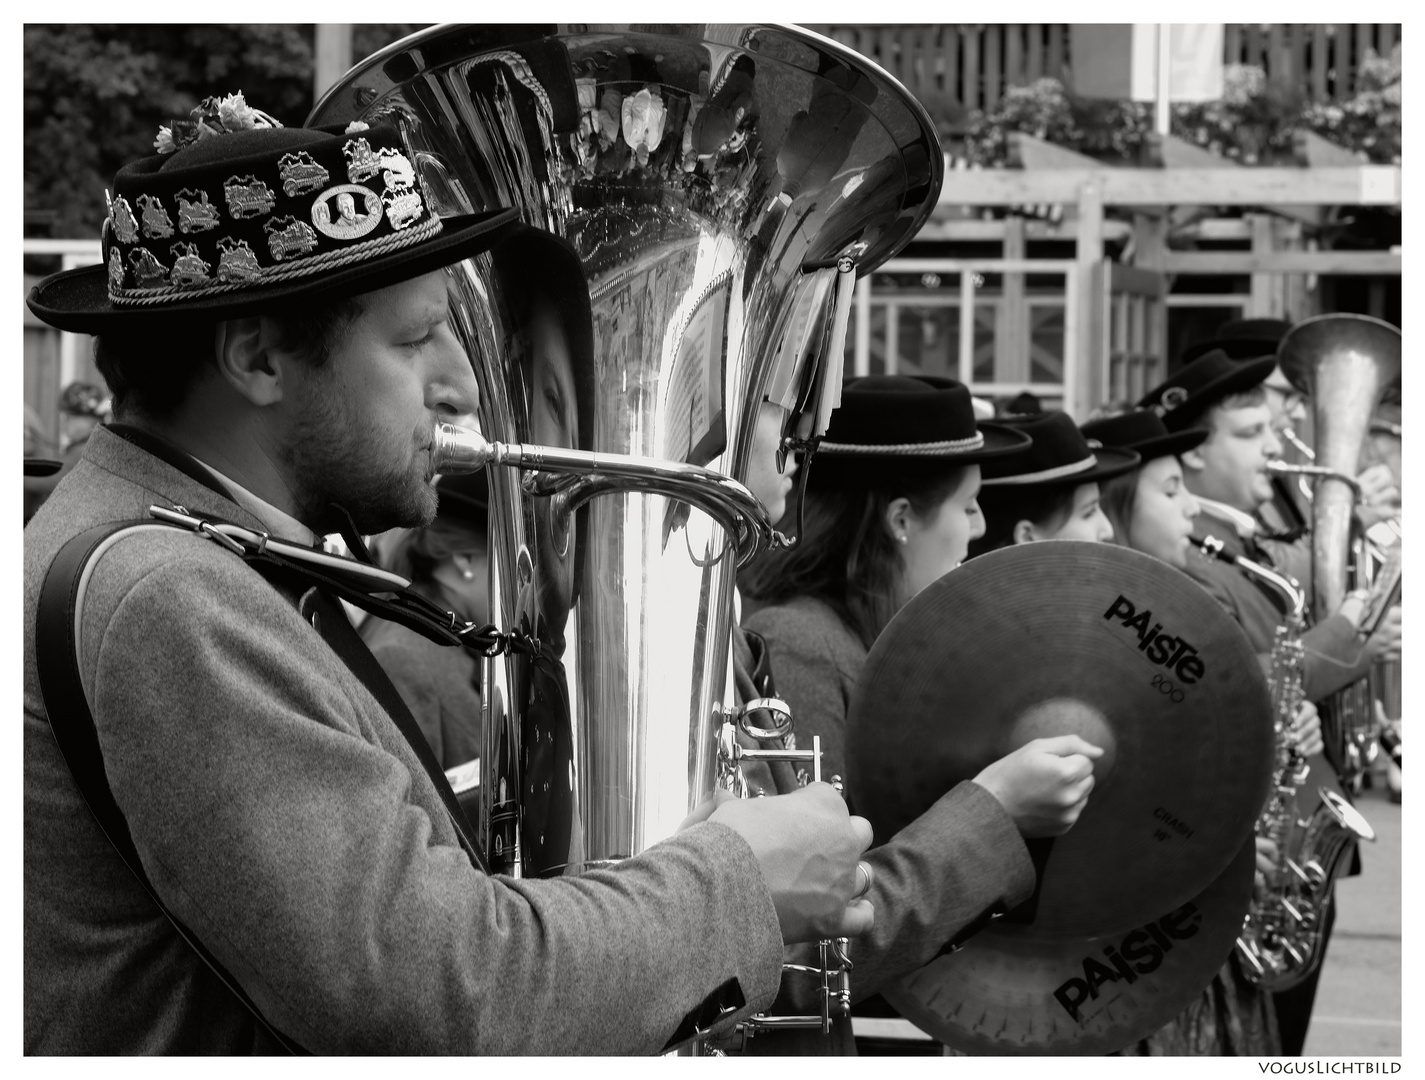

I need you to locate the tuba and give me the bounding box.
[312,24,941,1044]
[1276,314,1402,788]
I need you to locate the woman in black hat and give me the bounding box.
[361,471,490,772]
[967,411,1140,559]
[741,374,1037,783]
[1086,410,1208,571]
[737,374,1104,1055]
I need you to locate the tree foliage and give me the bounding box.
[25,24,426,238]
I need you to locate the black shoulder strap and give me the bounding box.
[37,520,310,1055]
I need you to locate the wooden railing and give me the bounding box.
[806,24,1401,131]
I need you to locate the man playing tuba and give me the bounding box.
[23,100,879,1056]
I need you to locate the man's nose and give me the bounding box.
[1263,425,1284,459]
[427,336,480,418]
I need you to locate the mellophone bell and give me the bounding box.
[311,23,944,1046]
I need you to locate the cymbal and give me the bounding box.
[883,835,1258,1055]
[847,541,1274,938]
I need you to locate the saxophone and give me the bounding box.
[1196,536,1376,991]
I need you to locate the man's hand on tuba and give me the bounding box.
[686,784,875,943]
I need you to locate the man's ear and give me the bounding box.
[1012,519,1037,545]
[214,317,283,406]
[1180,445,1206,474]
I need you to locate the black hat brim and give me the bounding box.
[1122,427,1210,461]
[982,445,1141,488]
[24,457,63,477]
[27,208,519,335]
[1158,356,1277,430]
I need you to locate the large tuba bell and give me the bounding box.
[1276,313,1402,786]
[311,24,940,1034]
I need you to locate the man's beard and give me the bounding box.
[281,383,438,536]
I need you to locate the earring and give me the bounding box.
[461,567,475,581]
[455,556,475,581]
[897,534,908,545]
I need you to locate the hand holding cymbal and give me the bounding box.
[972,734,1104,838]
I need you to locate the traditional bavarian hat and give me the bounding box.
[1181,317,1292,364]
[980,411,1139,487]
[1138,348,1277,431]
[27,93,517,334]
[1079,410,1208,463]
[814,374,1031,474]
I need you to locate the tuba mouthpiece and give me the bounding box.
[432,422,496,475]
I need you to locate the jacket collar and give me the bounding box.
[87,424,270,537]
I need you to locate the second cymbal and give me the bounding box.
[883,836,1258,1055]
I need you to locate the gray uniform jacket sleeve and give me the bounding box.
[745,598,1034,1007]
[1182,549,1372,703]
[78,533,783,1054]
[848,780,1035,1002]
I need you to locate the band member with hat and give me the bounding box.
[1085,409,1210,572]
[1183,320,1399,549]
[738,374,1105,1054]
[1138,351,1400,706]
[966,410,1140,558]
[23,94,878,1054]
[1139,350,1400,1057]
[1085,407,1325,1056]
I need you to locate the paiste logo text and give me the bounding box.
[1103,595,1206,683]
[1053,902,1203,1022]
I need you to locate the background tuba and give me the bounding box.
[1276,313,1402,787]
[310,26,940,885]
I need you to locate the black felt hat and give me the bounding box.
[1181,317,1292,364]
[816,375,1032,466]
[1137,348,1277,431]
[1080,410,1208,463]
[980,411,1140,486]
[27,97,516,334]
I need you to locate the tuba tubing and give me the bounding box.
[432,421,790,565]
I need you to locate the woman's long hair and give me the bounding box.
[1097,468,1141,552]
[740,462,968,650]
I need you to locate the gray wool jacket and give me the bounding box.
[23,426,783,1055]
